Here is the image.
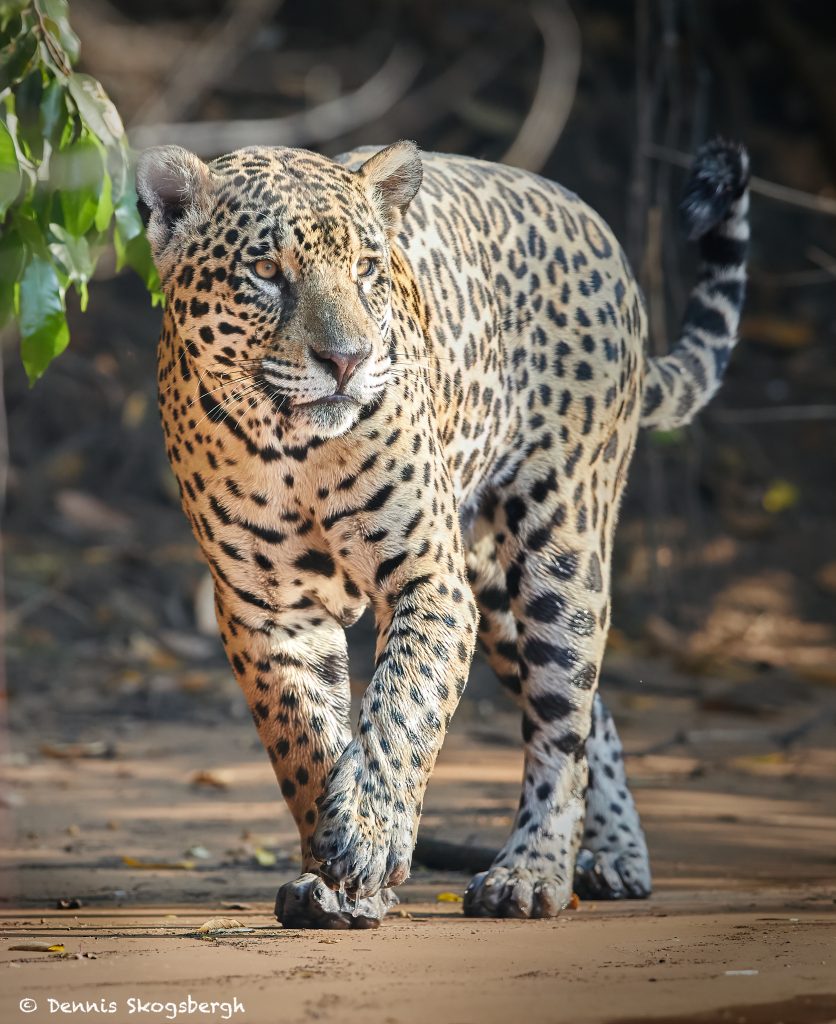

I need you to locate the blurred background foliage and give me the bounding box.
[0,0,159,384]
[1,0,835,727]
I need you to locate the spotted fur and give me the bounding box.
[137,137,749,925]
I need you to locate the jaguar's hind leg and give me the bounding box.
[466,523,524,701]
[465,504,649,914]
[575,693,651,899]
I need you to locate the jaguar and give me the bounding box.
[136,136,749,927]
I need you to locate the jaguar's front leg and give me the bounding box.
[216,594,394,928]
[311,570,478,900]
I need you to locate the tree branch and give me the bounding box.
[130,45,422,155]
[501,2,581,172]
[646,143,836,217]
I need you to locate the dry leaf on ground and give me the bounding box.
[9,942,66,953]
[190,770,230,790]
[40,741,115,760]
[252,846,277,867]
[185,845,212,860]
[122,856,195,870]
[196,917,245,934]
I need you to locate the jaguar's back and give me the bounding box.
[339,149,649,510]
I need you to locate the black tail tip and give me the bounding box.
[680,138,749,242]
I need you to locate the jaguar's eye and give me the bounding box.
[254,258,279,280]
[355,256,378,279]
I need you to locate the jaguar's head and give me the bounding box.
[137,142,422,439]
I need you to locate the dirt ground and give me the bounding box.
[1,656,835,1024]
[2,5,836,1020]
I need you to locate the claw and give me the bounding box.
[275,872,398,930]
[464,866,572,919]
[573,848,652,900]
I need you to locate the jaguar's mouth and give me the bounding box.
[256,379,358,417]
[295,392,359,409]
[290,390,365,438]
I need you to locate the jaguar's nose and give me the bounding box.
[309,346,371,391]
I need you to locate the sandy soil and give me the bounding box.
[1,664,835,1024]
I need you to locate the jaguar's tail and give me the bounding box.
[640,138,750,430]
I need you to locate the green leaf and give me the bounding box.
[0,118,21,216]
[15,68,45,162]
[48,220,96,312]
[67,73,124,147]
[649,428,686,448]
[114,182,162,301]
[12,207,50,259]
[106,141,129,204]
[40,76,68,146]
[19,255,69,383]
[0,18,37,91]
[0,283,15,329]
[94,167,113,232]
[76,276,88,311]
[49,221,94,282]
[50,136,103,235]
[114,220,162,306]
[0,6,21,30]
[0,1,28,26]
[763,479,799,514]
[0,227,25,327]
[60,186,98,235]
[41,0,80,64]
[114,181,143,242]
[1,4,161,377]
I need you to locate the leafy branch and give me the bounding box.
[0,0,162,384]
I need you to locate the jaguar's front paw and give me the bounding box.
[275,872,399,929]
[463,865,573,919]
[310,741,416,899]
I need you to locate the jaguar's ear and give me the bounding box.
[357,141,422,234]
[135,146,213,263]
